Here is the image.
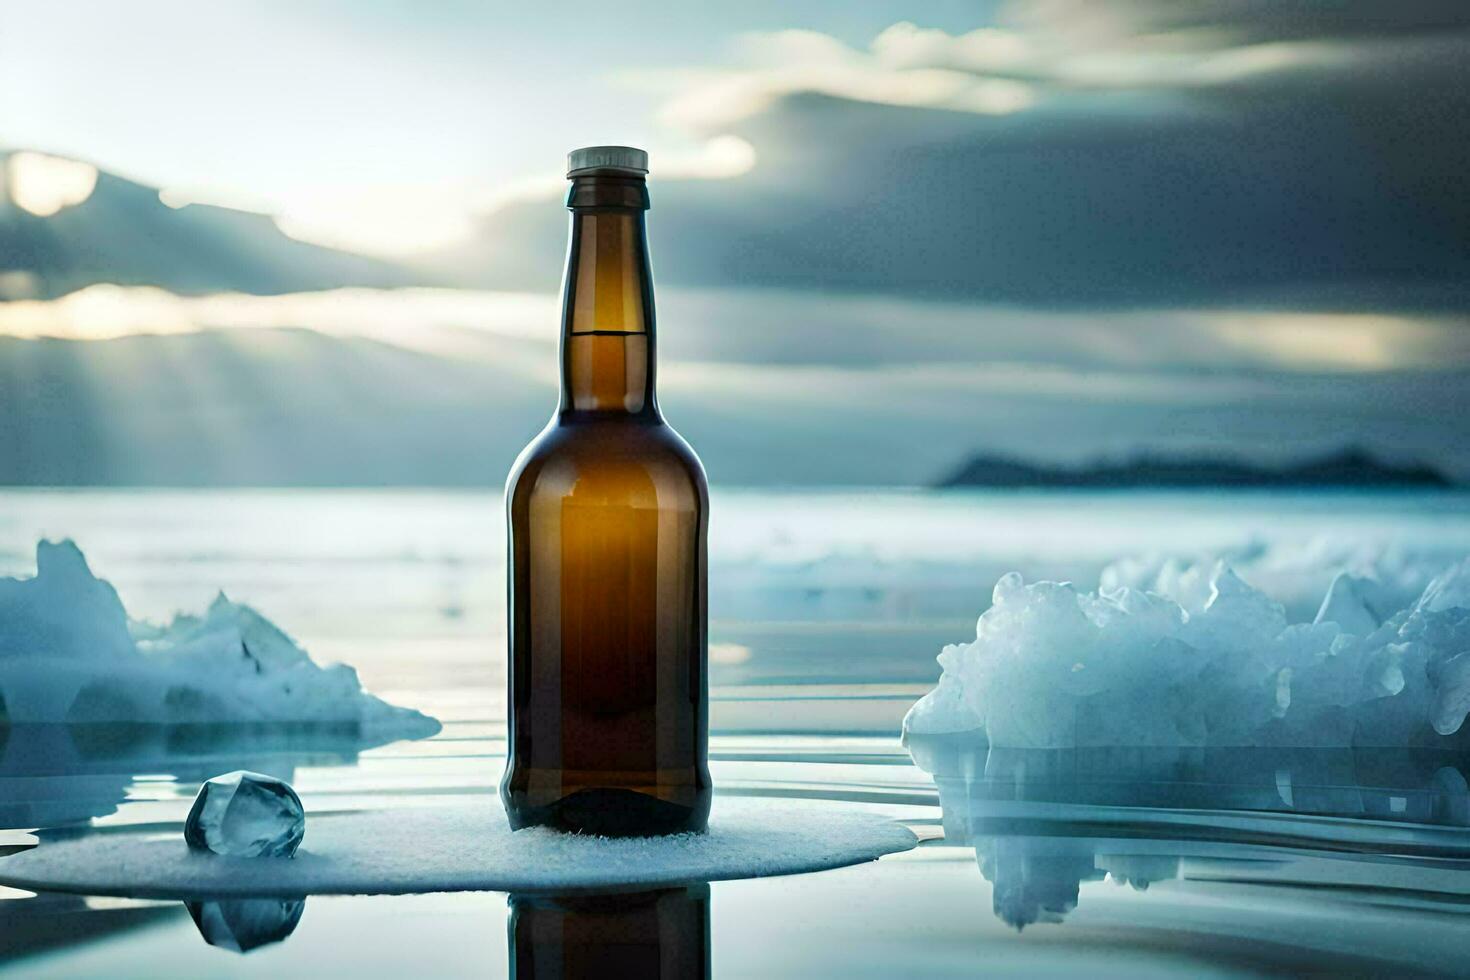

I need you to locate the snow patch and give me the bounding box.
[0,798,917,898]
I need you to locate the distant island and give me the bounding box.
[936,448,1458,490]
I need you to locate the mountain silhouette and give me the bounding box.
[937,449,1457,489]
[0,151,412,300]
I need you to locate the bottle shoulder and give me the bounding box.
[507,415,707,508]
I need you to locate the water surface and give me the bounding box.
[2,488,1469,976]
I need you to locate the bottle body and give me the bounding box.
[502,415,710,834]
[500,148,711,836]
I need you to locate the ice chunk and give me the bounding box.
[0,540,135,662]
[1431,651,1470,736]
[187,898,306,953]
[185,771,305,858]
[0,540,438,740]
[1315,573,1384,634]
[1417,558,1470,614]
[899,654,977,735]
[1102,537,1449,623]
[905,555,1470,749]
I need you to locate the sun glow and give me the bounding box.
[1202,313,1452,372]
[5,151,99,217]
[0,284,559,352]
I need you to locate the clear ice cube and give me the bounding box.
[185,770,305,858]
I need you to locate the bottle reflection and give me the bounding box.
[508,884,710,979]
[185,896,306,953]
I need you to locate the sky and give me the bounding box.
[1,2,1468,483]
[9,0,1463,277]
[1,1,987,252]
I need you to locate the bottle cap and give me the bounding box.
[567,145,649,178]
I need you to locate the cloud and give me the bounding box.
[1007,1,1470,47]
[655,290,1470,373]
[656,10,1470,126]
[7,285,1466,380]
[655,27,1037,131]
[0,285,557,374]
[463,9,1470,312]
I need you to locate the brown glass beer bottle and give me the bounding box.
[500,146,711,835]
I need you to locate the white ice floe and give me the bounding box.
[0,798,917,898]
[1099,536,1451,624]
[715,528,1470,626]
[0,539,438,738]
[904,556,1470,748]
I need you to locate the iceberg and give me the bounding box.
[0,539,438,739]
[904,556,1470,749]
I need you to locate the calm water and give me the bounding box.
[2,488,1470,976]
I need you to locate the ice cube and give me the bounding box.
[185,771,305,858]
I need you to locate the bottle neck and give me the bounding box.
[558,177,657,417]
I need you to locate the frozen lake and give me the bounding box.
[2,487,1470,975]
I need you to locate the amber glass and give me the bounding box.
[508,885,711,979]
[501,171,711,836]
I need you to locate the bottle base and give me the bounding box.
[505,787,709,837]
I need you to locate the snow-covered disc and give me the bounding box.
[0,797,917,898]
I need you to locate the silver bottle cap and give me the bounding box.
[566,145,649,178]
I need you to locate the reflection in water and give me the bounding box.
[908,731,1470,929]
[0,891,182,963]
[186,896,307,953]
[979,843,1097,929]
[975,840,1187,929]
[0,722,365,963]
[0,722,369,829]
[508,885,710,979]
[907,734,1470,833]
[0,724,130,828]
[1094,854,1179,891]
